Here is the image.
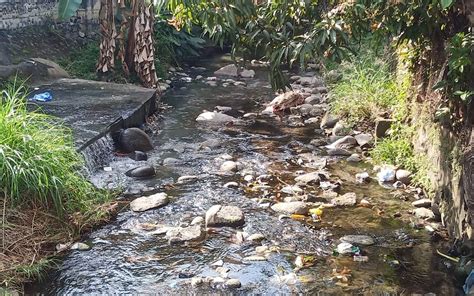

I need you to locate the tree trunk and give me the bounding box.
[96,0,116,73]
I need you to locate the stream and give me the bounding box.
[30,55,458,295]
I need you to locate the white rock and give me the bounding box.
[331,192,357,206]
[396,169,412,184]
[271,201,309,215]
[225,279,242,288]
[294,172,322,185]
[177,175,199,184]
[340,235,375,246]
[224,181,239,188]
[347,154,362,162]
[191,216,204,225]
[130,193,169,212]
[281,185,303,194]
[412,198,432,208]
[246,233,265,242]
[196,111,236,123]
[70,242,90,251]
[355,172,370,183]
[326,136,357,149]
[377,167,396,183]
[414,208,435,220]
[165,225,205,244]
[255,245,269,254]
[354,133,373,147]
[220,161,239,172]
[205,205,245,227]
[214,64,239,76]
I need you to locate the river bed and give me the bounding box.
[29,55,458,295]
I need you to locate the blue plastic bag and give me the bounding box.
[30,92,52,102]
[464,269,474,294]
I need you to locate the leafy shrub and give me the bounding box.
[58,42,100,80]
[0,82,106,215]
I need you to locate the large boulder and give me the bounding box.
[119,128,153,153]
[206,205,245,227]
[130,192,169,212]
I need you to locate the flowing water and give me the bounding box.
[30,56,458,295]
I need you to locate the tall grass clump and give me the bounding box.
[0,82,106,215]
[328,50,409,124]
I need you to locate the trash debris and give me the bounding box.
[353,255,369,262]
[29,91,53,102]
[377,167,396,183]
[335,242,360,255]
[436,249,460,263]
[464,269,474,294]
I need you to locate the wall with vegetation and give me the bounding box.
[0,0,99,30]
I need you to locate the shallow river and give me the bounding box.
[30,56,458,295]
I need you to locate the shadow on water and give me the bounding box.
[27,55,458,295]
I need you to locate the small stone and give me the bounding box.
[70,242,90,251]
[129,150,148,161]
[412,198,432,208]
[354,133,373,147]
[244,175,254,182]
[163,157,181,166]
[327,135,357,149]
[205,205,245,227]
[196,75,203,80]
[125,165,156,178]
[347,154,361,162]
[103,166,112,172]
[246,233,265,242]
[165,225,205,244]
[332,122,350,136]
[191,277,204,287]
[281,185,303,194]
[220,161,239,173]
[224,182,239,188]
[78,31,86,38]
[243,255,267,261]
[327,148,352,156]
[177,175,199,184]
[196,111,236,123]
[331,192,357,206]
[355,172,370,183]
[359,199,372,207]
[340,235,375,246]
[255,245,269,254]
[216,266,230,277]
[396,169,412,185]
[225,279,242,288]
[414,208,435,220]
[240,69,255,78]
[130,193,169,212]
[271,201,309,215]
[320,112,339,129]
[375,118,394,138]
[294,172,322,185]
[191,216,204,225]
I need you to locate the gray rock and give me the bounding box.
[375,118,394,138]
[163,157,181,166]
[347,154,362,162]
[327,148,352,156]
[304,94,321,104]
[287,115,304,127]
[295,172,322,185]
[128,150,148,161]
[206,205,245,227]
[191,216,204,225]
[240,69,255,78]
[196,111,237,123]
[321,112,339,129]
[327,135,357,149]
[396,169,412,184]
[340,235,375,246]
[220,161,239,172]
[70,242,90,250]
[304,117,320,125]
[214,64,239,76]
[247,233,265,242]
[271,201,309,215]
[332,122,351,136]
[281,185,303,194]
[299,76,324,87]
[125,165,156,178]
[412,198,432,208]
[355,172,370,183]
[354,133,374,147]
[130,192,169,212]
[177,175,199,183]
[119,127,153,153]
[165,225,205,244]
[414,208,435,220]
[310,138,327,147]
[331,192,357,206]
[225,279,242,288]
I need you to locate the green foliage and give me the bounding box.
[15,258,58,281]
[153,19,205,77]
[58,42,100,80]
[328,47,409,124]
[0,81,107,215]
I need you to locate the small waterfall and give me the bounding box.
[81,135,115,173]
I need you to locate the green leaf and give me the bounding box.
[439,0,453,9]
[58,0,83,20]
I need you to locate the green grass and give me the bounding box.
[58,42,100,81]
[327,51,409,125]
[0,81,107,215]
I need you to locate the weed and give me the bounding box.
[0,80,107,215]
[58,42,100,80]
